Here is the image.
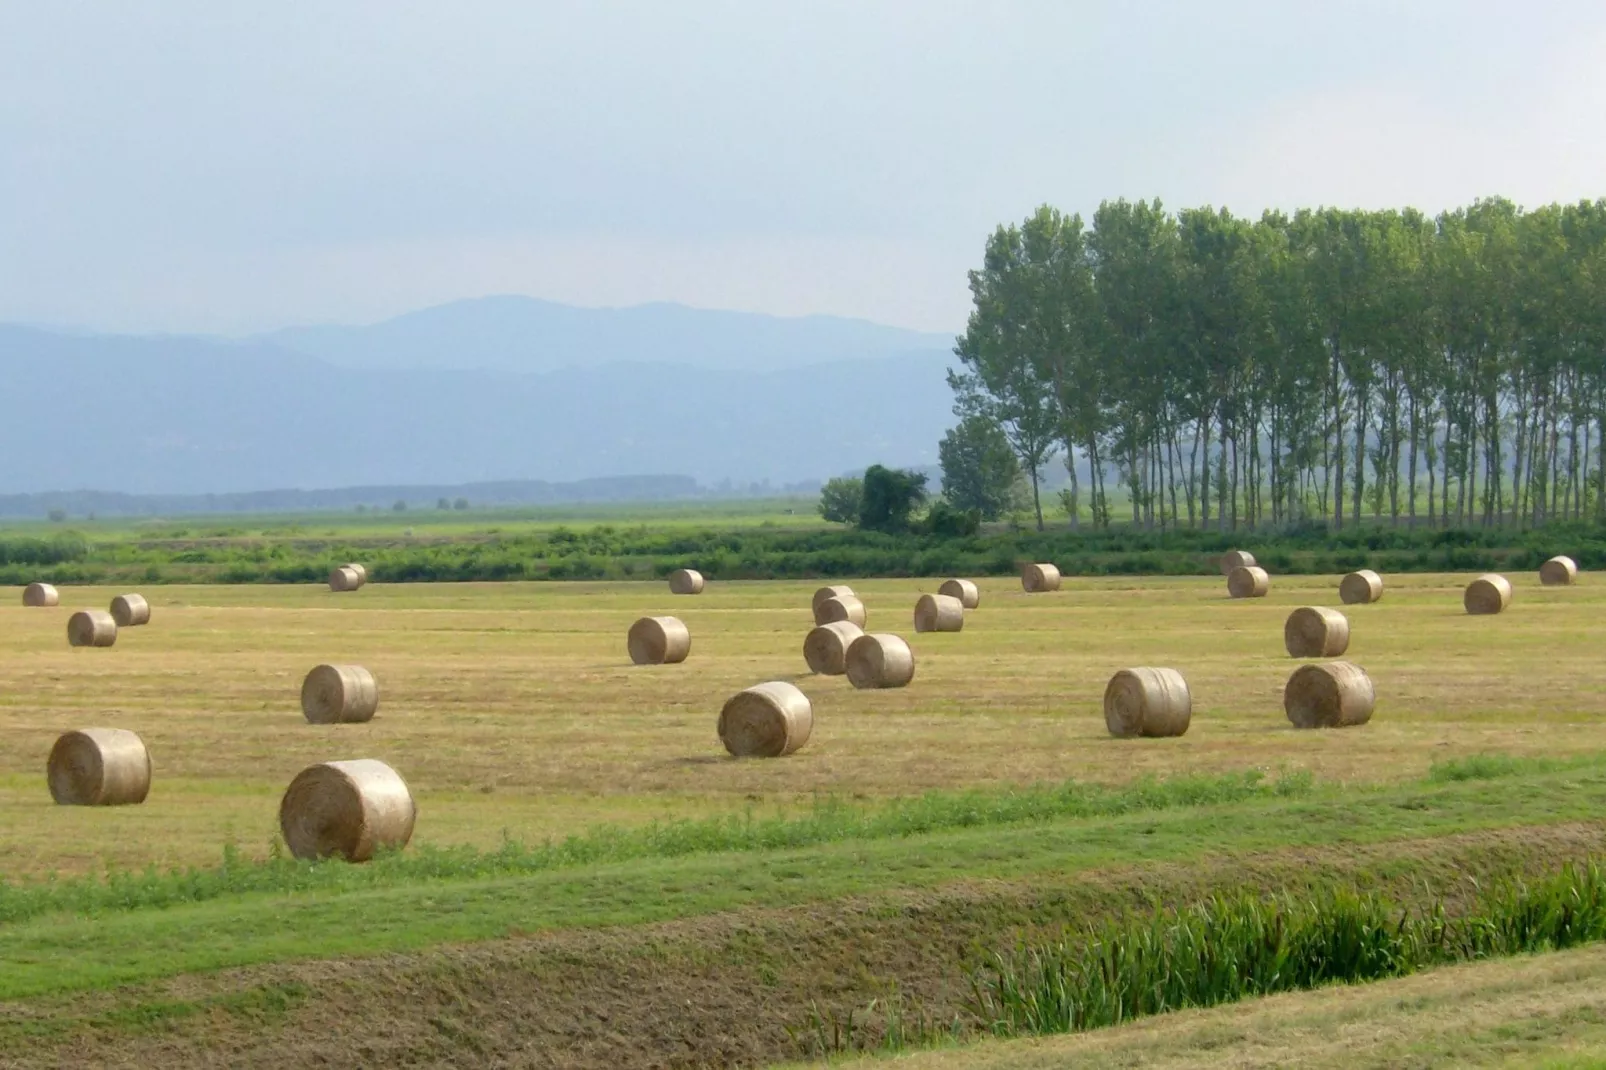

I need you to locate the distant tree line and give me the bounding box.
[939,197,1606,532]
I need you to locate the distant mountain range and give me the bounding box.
[0,298,958,510]
[262,296,954,375]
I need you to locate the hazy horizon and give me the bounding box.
[4,1,1603,336]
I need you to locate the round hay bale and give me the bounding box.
[803,621,864,675]
[1227,565,1270,599]
[845,632,915,690]
[66,610,116,648]
[346,563,369,586]
[627,615,691,665]
[812,585,856,614]
[301,664,379,724]
[814,594,867,628]
[22,582,59,607]
[719,681,813,757]
[938,578,980,609]
[1103,667,1191,738]
[278,759,416,862]
[1284,661,1375,729]
[47,728,151,806]
[1220,549,1257,575]
[668,568,705,595]
[109,593,151,627]
[1284,606,1350,658]
[1022,563,1061,593]
[1540,556,1578,587]
[329,566,361,592]
[913,593,964,633]
[1464,573,1513,615]
[1339,569,1384,605]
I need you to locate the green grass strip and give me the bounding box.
[0,768,1311,926]
[1,760,1604,999]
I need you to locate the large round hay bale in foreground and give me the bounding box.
[938,578,980,609]
[1285,661,1374,729]
[719,681,813,758]
[814,594,867,628]
[803,621,864,675]
[1022,563,1061,593]
[627,615,691,665]
[812,585,855,614]
[345,563,369,586]
[109,593,151,627]
[1339,569,1384,605]
[1227,565,1270,599]
[1284,606,1350,658]
[1103,667,1191,738]
[1464,574,1513,615]
[22,582,58,607]
[66,610,116,648]
[845,633,915,690]
[278,759,416,862]
[1540,556,1578,587]
[329,566,361,592]
[668,568,705,595]
[913,593,964,633]
[47,728,151,806]
[1220,549,1256,576]
[301,664,379,724]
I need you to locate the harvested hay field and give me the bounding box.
[1,573,1603,877]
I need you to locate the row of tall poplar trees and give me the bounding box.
[950,197,1606,532]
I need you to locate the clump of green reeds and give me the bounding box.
[971,861,1606,1038]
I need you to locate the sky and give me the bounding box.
[1,0,1603,335]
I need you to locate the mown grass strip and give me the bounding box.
[0,761,1603,999]
[0,768,1311,926]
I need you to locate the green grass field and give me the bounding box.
[2,568,1605,1066]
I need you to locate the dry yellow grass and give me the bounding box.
[2,573,1604,876]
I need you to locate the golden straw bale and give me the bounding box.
[1464,573,1513,615]
[109,593,151,627]
[1227,565,1270,599]
[1021,563,1061,593]
[1339,570,1384,605]
[1284,606,1350,658]
[1103,667,1191,738]
[301,664,379,724]
[812,585,856,614]
[1220,549,1257,575]
[845,632,915,690]
[1540,556,1578,587]
[22,582,58,607]
[47,728,151,806]
[913,593,964,633]
[938,578,980,609]
[814,594,867,628]
[346,563,369,586]
[278,759,416,862]
[627,615,691,665]
[719,681,813,757]
[67,610,116,648]
[329,566,361,592]
[668,568,705,595]
[1285,661,1374,729]
[803,621,864,675]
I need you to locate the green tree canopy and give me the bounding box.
[858,465,928,533]
[938,416,1020,520]
[817,476,863,525]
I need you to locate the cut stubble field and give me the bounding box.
[1,571,1600,878]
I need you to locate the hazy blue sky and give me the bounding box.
[2,1,1603,334]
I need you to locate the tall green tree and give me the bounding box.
[938,416,1021,520]
[858,465,929,534]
